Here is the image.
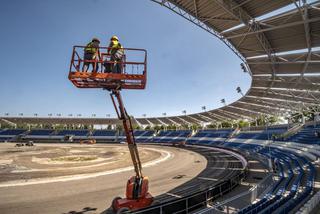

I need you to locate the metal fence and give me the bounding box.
[198,173,274,214]
[140,147,274,214]
[194,149,275,214]
[132,170,247,214]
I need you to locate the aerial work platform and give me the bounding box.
[68,46,147,90]
[68,44,153,213]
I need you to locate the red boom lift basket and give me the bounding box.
[68,46,147,90]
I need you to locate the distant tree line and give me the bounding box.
[2,105,319,130]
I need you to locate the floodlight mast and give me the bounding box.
[68,46,153,213]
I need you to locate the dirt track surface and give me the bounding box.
[0,143,207,214]
[0,144,161,183]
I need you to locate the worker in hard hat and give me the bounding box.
[82,38,100,72]
[104,36,124,73]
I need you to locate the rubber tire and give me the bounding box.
[116,207,130,214]
[112,196,122,212]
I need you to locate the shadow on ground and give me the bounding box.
[63,207,98,214]
[100,207,114,214]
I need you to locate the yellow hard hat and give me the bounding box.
[111,35,119,41]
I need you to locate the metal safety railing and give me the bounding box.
[132,171,247,214]
[198,173,275,214]
[69,46,147,75]
[297,190,320,214]
[68,46,147,89]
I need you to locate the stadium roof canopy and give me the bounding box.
[1,0,320,127]
[137,0,320,127]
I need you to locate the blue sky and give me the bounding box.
[0,0,251,118]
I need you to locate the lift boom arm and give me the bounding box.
[110,89,143,178]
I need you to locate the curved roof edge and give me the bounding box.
[137,0,320,126]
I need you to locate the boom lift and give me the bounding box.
[68,46,153,213]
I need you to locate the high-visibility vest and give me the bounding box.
[84,42,98,54]
[109,42,123,55]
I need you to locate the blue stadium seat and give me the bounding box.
[92,130,117,136]
[27,129,54,136]
[285,125,320,144]
[0,129,27,136]
[152,130,192,143]
[55,129,89,136]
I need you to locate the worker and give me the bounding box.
[82,38,100,72]
[104,36,124,73]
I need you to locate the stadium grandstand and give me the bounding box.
[1,0,320,214]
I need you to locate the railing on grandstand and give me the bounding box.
[197,152,274,214]
[226,128,241,140]
[297,190,320,214]
[242,124,291,132]
[198,174,274,214]
[279,123,304,140]
[132,168,247,214]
